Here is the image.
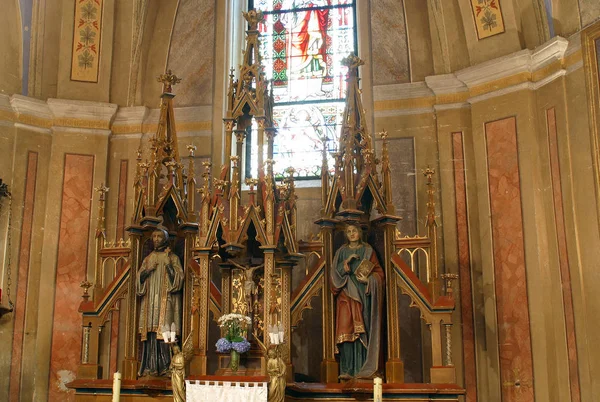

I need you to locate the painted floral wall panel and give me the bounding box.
[470,0,505,39]
[71,0,103,82]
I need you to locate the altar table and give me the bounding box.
[186,379,268,402]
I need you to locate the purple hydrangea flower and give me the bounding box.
[216,338,232,353]
[231,339,251,354]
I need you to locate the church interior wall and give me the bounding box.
[139,0,179,108]
[370,0,410,85]
[55,0,116,103]
[562,50,600,400]
[403,0,435,82]
[456,0,524,65]
[552,0,581,37]
[108,0,135,107]
[579,0,600,27]
[0,0,23,97]
[1,1,600,401]
[166,0,216,107]
[31,0,62,100]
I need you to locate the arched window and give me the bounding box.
[247,0,357,180]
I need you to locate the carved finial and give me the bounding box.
[157,69,181,93]
[139,161,150,172]
[284,167,295,177]
[245,178,258,189]
[165,160,178,171]
[379,130,388,141]
[423,166,435,183]
[245,177,259,204]
[95,183,109,200]
[441,273,459,298]
[187,144,197,157]
[242,9,264,30]
[423,166,436,227]
[80,280,93,301]
[214,179,228,192]
[341,53,364,70]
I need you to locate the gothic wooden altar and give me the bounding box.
[68,9,463,402]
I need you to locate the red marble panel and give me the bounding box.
[9,152,38,402]
[49,154,95,401]
[485,117,534,402]
[452,133,477,402]
[547,108,581,402]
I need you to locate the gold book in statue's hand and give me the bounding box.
[355,259,375,283]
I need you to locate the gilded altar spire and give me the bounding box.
[142,70,189,212]
[328,54,380,213]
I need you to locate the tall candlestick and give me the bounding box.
[112,371,121,402]
[373,377,383,402]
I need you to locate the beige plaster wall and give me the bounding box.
[563,63,600,401]
[109,0,134,106]
[552,0,582,37]
[4,126,53,401]
[0,0,22,95]
[140,0,179,108]
[31,0,62,99]
[579,0,600,27]
[404,0,435,81]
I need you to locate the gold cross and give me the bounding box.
[157,69,181,93]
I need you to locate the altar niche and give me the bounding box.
[73,71,202,384]
[136,227,184,378]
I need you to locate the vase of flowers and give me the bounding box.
[215,313,252,373]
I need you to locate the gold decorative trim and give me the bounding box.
[0,109,15,122]
[337,333,360,344]
[111,124,145,134]
[16,114,52,128]
[469,71,531,98]
[564,49,583,69]
[436,92,470,105]
[531,59,563,82]
[53,118,111,130]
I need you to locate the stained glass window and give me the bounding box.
[248,0,356,179]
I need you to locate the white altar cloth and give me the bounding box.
[186,379,268,402]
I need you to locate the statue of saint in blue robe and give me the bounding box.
[330,225,384,380]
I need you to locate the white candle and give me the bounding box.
[278,322,284,344]
[112,371,121,402]
[373,377,382,402]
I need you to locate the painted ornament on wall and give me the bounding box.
[71,0,103,82]
[470,0,505,39]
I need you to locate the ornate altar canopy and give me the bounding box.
[68,9,464,402]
